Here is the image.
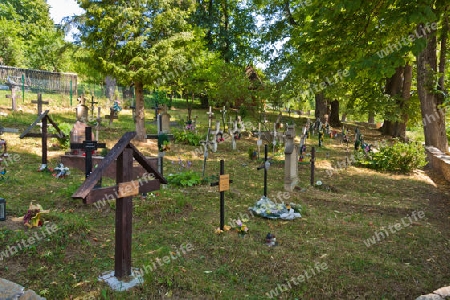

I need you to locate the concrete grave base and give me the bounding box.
[98,268,144,291]
[0,278,46,300]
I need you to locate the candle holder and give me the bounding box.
[0,198,5,221]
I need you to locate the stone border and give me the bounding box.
[425,146,450,182]
[416,286,450,299]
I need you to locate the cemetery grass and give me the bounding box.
[0,104,450,299]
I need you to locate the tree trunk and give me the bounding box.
[200,93,209,109]
[381,66,403,136]
[417,26,448,152]
[368,111,375,124]
[315,92,327,123]
[341,113,347,122]
[394,64,413,140]
[134,81,146,141]
[105,76,116,99]
[329,100,341,127]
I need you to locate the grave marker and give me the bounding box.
[284,125,298,191]
[20,110,65,170]
[146,114,174,177]
[220,106,227,132]
[72,131,166,282]
[70,126,106,182]
[257,123,262,159]
[75,95,88,122]
[210,160,233,230]
[257,144,271,197]
[310,147,316,186]
[31,94,48,116]
[89,96,98,118]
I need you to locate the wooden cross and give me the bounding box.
[206,106,214,128]
[5,87,18,111]
[257,144,271,197]
[72,131,167,279]
[89,96,98,118]
[31,94,49,116]
[105,107,118,125]
[20,110,65,170]
[210,160,233,230]
[146,114,173,177]
[0,124,19,135]
[200,127,213,177]
[220,106,227,132]
[70,126,106,180]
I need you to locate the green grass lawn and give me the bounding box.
[0,98,450,299]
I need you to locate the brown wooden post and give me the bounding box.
[115,147,133,278]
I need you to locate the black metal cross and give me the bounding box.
[32,94,49,115]
[146,114,173,177]
[257,144,271,197]
[70,127,106,180]
[210,160,233,230]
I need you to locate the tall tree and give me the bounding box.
[77,0,203,140]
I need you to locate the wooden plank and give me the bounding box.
[128,143,168,184]
[219,174,230,192]
[20,110,49,139]
[72,131,136,199]
[118,181,139,198]
[115,147,133,278]
[83,180,160,204]
[46,116,66,139]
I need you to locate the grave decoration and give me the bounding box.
[185,116,197,131]
[32,93,49,116]
[265,233,277,247]
[72,131,166,285]
[105,100,122,125]
[75,95,88,122]
[284,124,298,192]
[229,117,241,151]
[20,110,66,171]
[22,202,50,228]
[147,114,174,177]
[211,121,222,152]
[318,124,325,147]
[50,163,70,179]
[210,160,233,231]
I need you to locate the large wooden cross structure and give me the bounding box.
[72,131,167,278]
[20,110,65,170]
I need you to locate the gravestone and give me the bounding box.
[69,121,94,155]
[275,112,283,129]
[72,131,166,289]
[229,118,240,151]
[284,125,298,191]
[160,106,171,133]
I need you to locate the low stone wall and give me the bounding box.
[425,146,450,181]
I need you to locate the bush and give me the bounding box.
[173,129,204,146]
[49,123,72,149]
[355,141,426,173]
[167,171,202,187]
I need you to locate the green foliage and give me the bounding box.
[173,129,204,146]
[167,170,202,187]
[49,123,72,149]
[355,141,426,173]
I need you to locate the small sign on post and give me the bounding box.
[211,160,233,230]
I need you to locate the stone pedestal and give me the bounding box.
[284,125,298,191]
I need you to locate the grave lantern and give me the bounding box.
[0,198,5,221]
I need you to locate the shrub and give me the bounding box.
[355,140,426,173]
[167,170,202,187]
[49,123,72,149]
[173,129,204,146]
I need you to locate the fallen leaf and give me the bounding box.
[93,238,98,242]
